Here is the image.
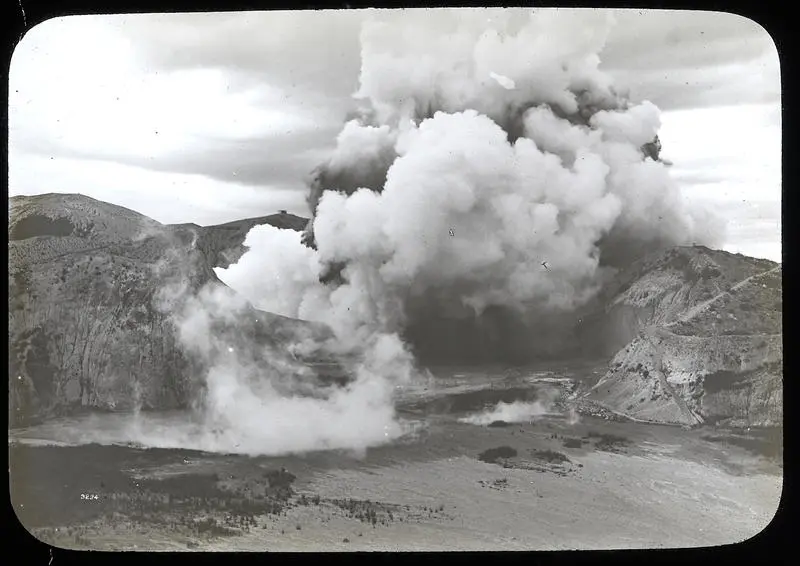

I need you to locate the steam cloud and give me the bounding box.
[459,384,563,425]
[176,9,723,455]
[164,283,415,455]
[459,400,554,426]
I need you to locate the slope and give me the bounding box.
[8,194,341,427]
[582,246,782,427]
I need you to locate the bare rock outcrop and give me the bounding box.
[8,194,341,427]
[583,246,782,428]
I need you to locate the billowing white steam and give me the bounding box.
[193,9,723,454]
[221,9,722,320]
[459,400,553,426]
[353,9,618,126]
[459,384,563,426]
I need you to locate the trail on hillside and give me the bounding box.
[664,266,781,329]
[645,265,780,425]
[588,264,781,426]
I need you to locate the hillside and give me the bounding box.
[171,211,308,269]
[8,194,340,427]
[8,195,782,430]
[580,246,782,428]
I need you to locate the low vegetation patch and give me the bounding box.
[10,214,76,240]
[701,431,783,461]
[10,443,299,542]
[531,449,571,464]
[328,497,400,526]
[478,446,517,464]
[478,478,508,490]
[194,517,238,537]
[584,431,630,452]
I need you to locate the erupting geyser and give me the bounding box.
[192,9,724,454]
[217,9,723,365]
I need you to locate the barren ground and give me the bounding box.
[10,366,782,551]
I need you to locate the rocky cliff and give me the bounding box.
[9,194,782,430]
[581,246,782,427]
[8,194,341,428]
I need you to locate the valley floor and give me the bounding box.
[10,409,782,551]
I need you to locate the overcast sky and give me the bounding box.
[8,8,781,261]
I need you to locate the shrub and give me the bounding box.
[532,449,571,464]
[478,446,517,463]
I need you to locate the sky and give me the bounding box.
[8,8,781,261]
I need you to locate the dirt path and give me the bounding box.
[665,266,781,329]
[628,265,781,426]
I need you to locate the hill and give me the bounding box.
[8,194,782,430]
[579,246,782,427]
[171,211,308,269]
[8,194,341,427]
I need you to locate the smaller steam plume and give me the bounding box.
[459,386,562,425]
[138,278,421,456]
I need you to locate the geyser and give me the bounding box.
[218,9,723,365]
[191,8,725,454]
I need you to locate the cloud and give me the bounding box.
[600,10,775,70]
[8,9,781,258]
[112,9,781,113]
[684,194,782,261]
[115,11,362,83]
[112,10,363,123]
[8,153,307,225]
[9,15,337,191]
[659,104,781,200]
[599,10,779,111]
[656,102,781,262]
[607,55,780,111]
[21,128,342,191]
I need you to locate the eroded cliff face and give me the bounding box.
[8,194,336,427]
[590,332,782,427]
[584,246,782,428]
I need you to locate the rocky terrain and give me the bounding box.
[172,211,308,270]
[8,194,341,427]
[10,409,782,551]
[8,193,782,430]
[580,246,782,427]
